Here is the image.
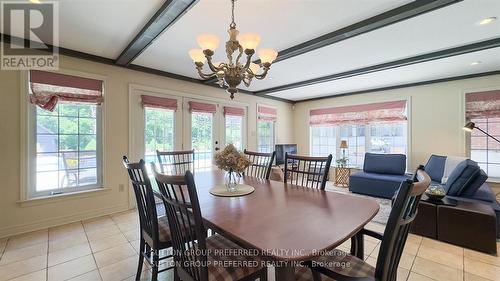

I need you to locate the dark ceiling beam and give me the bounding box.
[255,37,500,96]
[204,0,462,84]
[0,34,293,103]
[297,70,500,103]
[115,0,198,66]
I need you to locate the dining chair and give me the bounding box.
[284,153,333,190]
[298,167,431,281]
[122,156,173,281]
[243,149,276,180]
[156,149,195,175]
[153,167,268,281]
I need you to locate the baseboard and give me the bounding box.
[0,203,132,239]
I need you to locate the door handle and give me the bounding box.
[215,147,220,151]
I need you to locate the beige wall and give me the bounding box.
[0,55,294,238]
[293,74,500,171]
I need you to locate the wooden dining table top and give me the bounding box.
[191,170,380,262]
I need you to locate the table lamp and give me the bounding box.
[340,140,348,159]
[463,122,500,144]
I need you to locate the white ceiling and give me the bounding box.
[267,47,500,101]
[4,0,500,102]
[133,0,412,77]
[58,0,164,59]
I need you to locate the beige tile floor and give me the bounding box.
[0,210,499,281]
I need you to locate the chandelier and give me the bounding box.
[188,0,278,99]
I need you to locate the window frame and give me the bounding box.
[21,70,107,201]
[223,109,247,151]
[143,106,176,164]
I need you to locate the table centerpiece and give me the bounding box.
[214,144,251,192]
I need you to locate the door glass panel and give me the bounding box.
[192,112,214,170]
[144,108,174,164]
[225,115,243,150]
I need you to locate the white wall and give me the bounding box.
[0,54,294,238]
[293,74,500,171]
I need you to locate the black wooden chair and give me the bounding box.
[298,167,431,281]
[122,156,174,281]
[156,149,195,175]
[243,149,275,180]
[284,153,333,190]
[153,167,268,281]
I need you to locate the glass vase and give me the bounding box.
[224,169,240,192]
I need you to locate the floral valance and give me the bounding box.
[141,95,178,111]
[29,70,103,111]
[257,105,277,121]
[309,100,407,126]
[224,106,245,116]
[188,101,217,114]
[466,90,500,120]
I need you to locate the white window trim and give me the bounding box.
[20,69,108,203]
[307,98,412,170]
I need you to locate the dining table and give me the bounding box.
[180,170,380,280]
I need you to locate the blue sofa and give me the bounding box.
[349,153,411,199]
[424,155,500,238]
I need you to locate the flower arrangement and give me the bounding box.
[214,144,251,173]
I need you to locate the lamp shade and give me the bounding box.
[188,49,206,63]
[239,33,261,50]
[249,63,260,74]
[197,34,220,51]
[258,49,278,64]
[463,122,475,132]
[340,140,348,149]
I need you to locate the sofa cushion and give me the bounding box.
[349,171,410,199]
[464,183,496,203]
[363,153,406,175]
[424,155,446,182]
[460,169,488,197]
[445,159,480,196]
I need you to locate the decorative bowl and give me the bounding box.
[425,185,446,201]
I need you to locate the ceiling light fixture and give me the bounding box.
[188,0,277,99]
[470,61,482,66]
[30,0,41,3]
[477,17,497,25]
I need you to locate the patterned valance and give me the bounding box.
[224,106,245,116]
[309,100,407,126]
[188,101,217,114]
[257,105,277,121]
[29,70,103,111]
[466,90,500,120]
[141,95,178,111]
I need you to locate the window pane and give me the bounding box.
[258,121,274,153]
[310,126,336,159]
[192,112,213,170]
[35,103,101,194]
[225,115,243,150]
[470,117,500,178]
[144,108,175,164]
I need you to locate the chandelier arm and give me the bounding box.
[242,76,252,87]
[254,67,270,79]
[235,45,244,65]
[206,56,221,73]
[195,66,217,79]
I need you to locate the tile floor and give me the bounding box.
[0,210,499,281]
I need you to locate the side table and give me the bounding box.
[335,167,352,187]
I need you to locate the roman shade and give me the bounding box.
[188,101,216,114]
[141,95,178,111]
[466,90,500,119]
[309,100,407,126]
[224,106,245,116]
[257,105,277,121]
[29,70,103,111]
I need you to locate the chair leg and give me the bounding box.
[135,239,145,280]
[152,249,159,281]
[311,269,322,281]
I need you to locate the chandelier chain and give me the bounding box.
[230,0,236,28]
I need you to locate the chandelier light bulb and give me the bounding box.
[258,49,278,64]
[239,33,261,50]
[197,34,220,51]
[188,49,206,63]
[249,62,260,74]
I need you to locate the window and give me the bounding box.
[225,115,243,150]
[192,112,214,170]
[28,70,103,197]
[310,126,336,158]
[144,108,174,164]
[257,120,275,153]
[470,118,500,178]
[309,101,407,168]
[466,90,500,179]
